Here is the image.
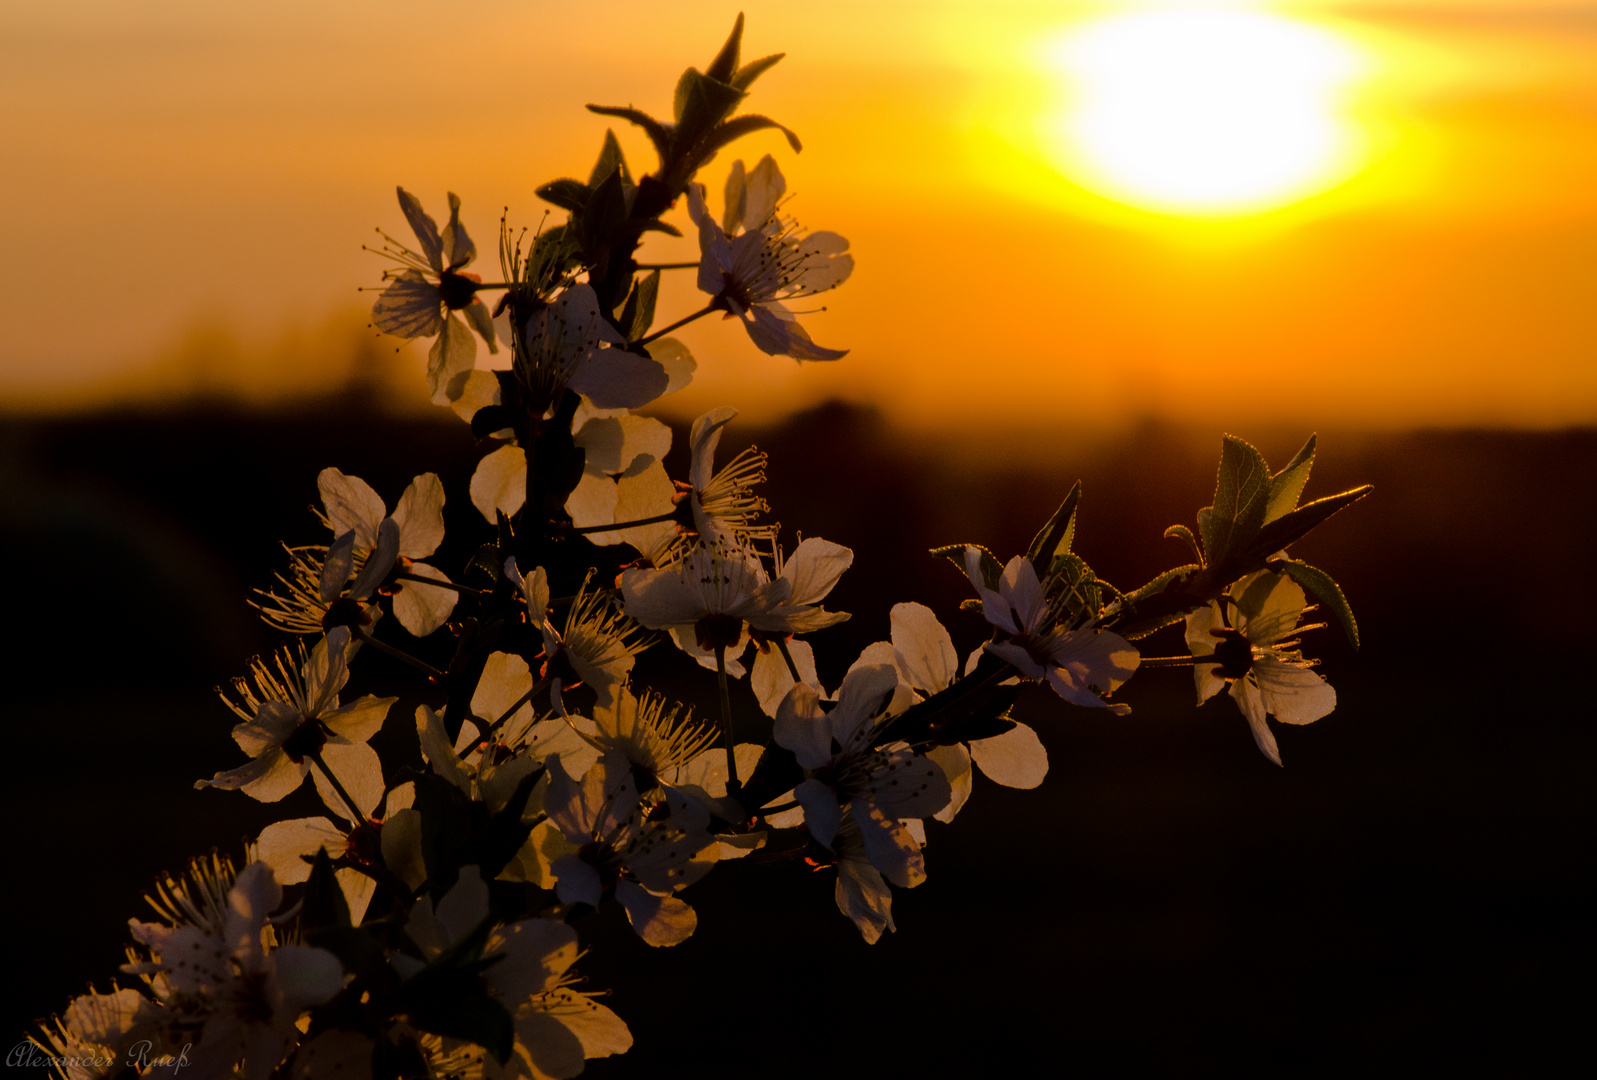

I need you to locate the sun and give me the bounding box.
[1042,7,1369,217]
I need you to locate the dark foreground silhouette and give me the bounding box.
[1,400,1588,1074]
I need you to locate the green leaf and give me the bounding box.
[302,848,351,932]
[406,984,515,1065]
[1115,608,1190,641]
[1026,482,1081,566]
[1163,524,1205,566]
[1267,557,1360,649]
[583,168,630,243]
[704,13,745,84]
[473,768,544,880]
[414,773,474,893]
[733,52,785,90]
[1123,563,1201,605]
[468,543,503,583]
[304,925,386,983]
[676,70,746,147]
[703,113,803,156]
[1202,435,1273,566]
[1250,485,1373,558]
[1045,552,1099,619]
[585,105,673,164]
[930,543,1001,589]
[1265,433,1316,524]
[587,129,632,190]
[534,178,589,213]
[618,270,660,342]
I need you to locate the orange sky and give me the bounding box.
[2,0,1594,430]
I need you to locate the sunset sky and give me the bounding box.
[3,0,1594,430]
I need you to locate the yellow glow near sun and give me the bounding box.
[1042,7,1370,216]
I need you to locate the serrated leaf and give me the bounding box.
[1124,564,1200,605]
[1203,435,1273,566]
[1249,485,1373,558]
[534,178,590,213]
[468,544,502,583]
[637,218,683,238]
[587,129,632,190]
[584,168,630,242]
[930,543,1001,589]
[1267,557,1360,649]
[586,105,673,164]
[678,70,746,147]
[733,52,785,90]
[1045,552,1100,619]
[672,68,698,126]
[1026,482,1081,566]
[302,848,351,932]
[474,768,543,880]
[1163,524,1205,566]
[703,113,802,156]
[618,270,660,342]
[1265,434,1316,524]
[705,13,745,84]
[1115,608,1190,641]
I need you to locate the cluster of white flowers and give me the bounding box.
[32,17,1370,1079]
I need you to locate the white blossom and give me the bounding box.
[1185,570,1337,766]
[686,156,853,362]
[196,628,394,822]
[397,868,632,1080]
[966,548,1140,713]
[370,188,498,405]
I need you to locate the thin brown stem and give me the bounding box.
[354,628,444,680]
[639,304,716,346]
[569,511,679,535]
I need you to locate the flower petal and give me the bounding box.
[568,348,670,409]
[470,444,526,524]
[397,187,445,271]
[616,880,697,947]
[318,469,386,550]
[392,562,457,637]
[969,721,1049,789]
[392,474,446,558]
[890,601,957,693]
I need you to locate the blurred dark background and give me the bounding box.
[2,399,1590,1075]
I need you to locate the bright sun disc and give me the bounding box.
[1044,9,1369,216]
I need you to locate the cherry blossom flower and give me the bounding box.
[774,663,952,889]
[686,407,777,545]
[195,627,394,821]
[393,867,632,1080]
[252,783,414,926]
[124,861,344,1080]
[966,547,1140,713]
[620,538,850,677]
[515,284,667,410]
[686,157,853,362]
[544,754,716,946]
[849,602,1050,822]
[1185,570,1337,766]
[370,188,499,405]
[501,559,649,712]
[317,468,457,638]
[563,400,679,550]
[31,986,165,1080]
